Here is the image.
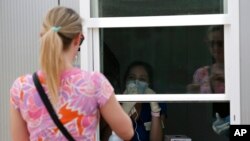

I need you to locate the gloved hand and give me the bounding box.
[122,102,136,116]
[124,80,148,94]
[124,80,139,94]
[123,86,138,94]
[122,82,138,116]
[145,88,161,113]
[212,113,230,136]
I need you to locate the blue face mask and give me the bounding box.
[126,80,148,94]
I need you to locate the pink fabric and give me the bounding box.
[10,68,113,141]
[193,66,212,93]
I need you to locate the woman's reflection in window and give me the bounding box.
[189,26,229,137]
[192,25,224,93]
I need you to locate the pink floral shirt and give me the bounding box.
[193,66,212,93]
[10,68,113,141]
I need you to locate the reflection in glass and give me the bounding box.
[92,0,225,17]
[190,26,224,94]
[100,26,225,94]
[166,102,229,140]
[102,43,122,94]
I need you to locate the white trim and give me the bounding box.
[93,28,101,71]
[227,0,240,124]
[115,94,229,102]
[86,14,230,28]
[80,0,92,71]
[79,28,93,71]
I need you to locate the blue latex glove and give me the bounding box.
[212,113,230,136]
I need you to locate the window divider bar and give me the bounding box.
[86,14,230,28]
[116,94,229,102]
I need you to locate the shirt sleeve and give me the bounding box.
[10,77,23,109]
[91,72,114,108]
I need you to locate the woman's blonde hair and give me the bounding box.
[40,6,82,105]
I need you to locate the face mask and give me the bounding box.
[126,80,148,94]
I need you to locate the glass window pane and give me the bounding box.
[99,102,229,141]
[166,102,230,140]
[100,25,225,94]
[92,0,226,17]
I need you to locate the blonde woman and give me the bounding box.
[10,6,133,141]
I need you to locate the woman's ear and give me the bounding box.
[73,33,82,47]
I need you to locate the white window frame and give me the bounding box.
[80,0,240,132]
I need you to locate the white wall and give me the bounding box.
[0,0,80,140]
[0,0,58,140]
[60,0,80,13]
[239,0,250,124]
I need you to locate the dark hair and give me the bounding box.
[123,61,153,90]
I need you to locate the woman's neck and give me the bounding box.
[212,63,224,74]
[60,50,75,71]
[60,59,74,72]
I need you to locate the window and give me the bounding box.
[80,0,239,140]
[100,26,225,94]
[93,0,225,17]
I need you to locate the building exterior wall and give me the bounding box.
[0,0,57,140]
[0,0,79,140]
[239,0,250,124]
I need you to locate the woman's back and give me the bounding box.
[10,68,113,141]
[10,6,133,141]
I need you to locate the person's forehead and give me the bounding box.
[209,31,223,39]
[128,66,150,82]
[130,66,147,74]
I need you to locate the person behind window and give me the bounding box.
[122,61,167,141]
[9,6,133,141]
[189,25,229,137]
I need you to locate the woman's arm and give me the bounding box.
[10,105,29,141]
[150,114,165,141]
[100,94,134,141]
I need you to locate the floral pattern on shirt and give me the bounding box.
[10,68,113,141]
